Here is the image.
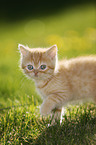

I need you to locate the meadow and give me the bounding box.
[0,4,96,144]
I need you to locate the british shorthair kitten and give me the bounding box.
[19,44,96,124]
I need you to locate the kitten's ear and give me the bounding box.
[18,44,28,55]
[46,45,57,59]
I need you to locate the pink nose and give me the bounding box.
[34,70,38,76]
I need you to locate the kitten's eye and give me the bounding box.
[40,65,46,70]
[27,65,33,70]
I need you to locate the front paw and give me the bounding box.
[40,104,52,116]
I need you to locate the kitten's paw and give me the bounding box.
[40,104,51,115]
[40,105,51,115]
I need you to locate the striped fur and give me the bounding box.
[19,44,96,124]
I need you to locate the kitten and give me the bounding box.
[19,44,96,124]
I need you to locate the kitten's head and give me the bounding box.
[19,44,58,80]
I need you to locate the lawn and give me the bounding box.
[0,4,96,145]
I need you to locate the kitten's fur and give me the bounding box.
[19,44,96,123]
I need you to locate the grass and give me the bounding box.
[0,103,96,144]
[0,4,96,145]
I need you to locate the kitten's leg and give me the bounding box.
[40,94,62,116]
[51,107,66,125]
[60,107,66,123]
[51,108,62,125]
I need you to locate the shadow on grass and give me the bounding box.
[33,116,96,145]
[1,104,95,145]
[18,110,96,145]
[18,104,96,145]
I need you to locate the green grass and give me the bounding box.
[0,4,96,144]
[0,103,96,144]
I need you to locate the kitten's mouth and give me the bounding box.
[35,75,38,77]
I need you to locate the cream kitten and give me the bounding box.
[19,44,96,124]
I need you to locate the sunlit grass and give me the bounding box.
[0,103,96,144]
[0,4,96,144]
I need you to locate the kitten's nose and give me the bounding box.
[34,70,38,76]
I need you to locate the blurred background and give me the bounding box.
[0,0,96,107]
